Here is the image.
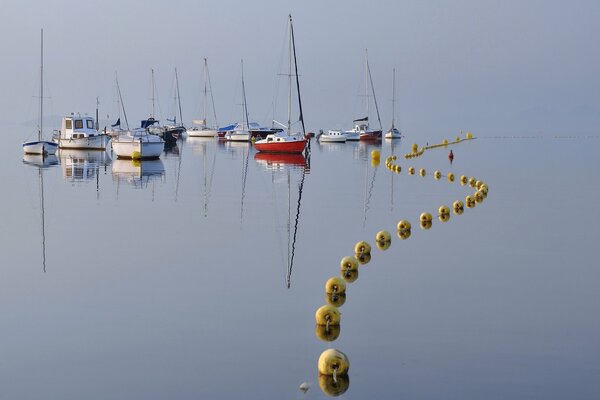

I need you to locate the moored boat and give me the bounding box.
[318,129,347,143]
[111,129,165,159]
[254,15,307,154]
[54,115,111,150]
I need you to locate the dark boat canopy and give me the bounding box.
[141,117,159,128]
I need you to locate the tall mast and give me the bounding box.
[391,68,396,129]
[365,48,369,122]
[287,15,292,135]
[241,60,249,130]
[175,67,183,126]
[39,29,43,141]
[151,68,155,118]
[115,72,129,130]
[203,58,208,123]
[290,14,305,136]
[95,96,100,130]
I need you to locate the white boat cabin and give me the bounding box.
[61,115,98,139]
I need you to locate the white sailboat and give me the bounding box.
[385,68,402,139]
[224,60,252,142]
[344,49,383,141]
[111,73,165,159]
[188,58,219,138]
[23,29,58,156]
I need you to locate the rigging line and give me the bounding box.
[115,72,130,130]
[367,58,383,130]
[175,68,183,125]
[206,60,219,128]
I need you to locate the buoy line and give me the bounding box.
[312,136,489,396]
[404,132,474,159]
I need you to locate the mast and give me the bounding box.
[290,14,306,136]
[391,68,396,129]
[365,48,369,123]
[203,58,208,124]
[367,56,383,130]
[95,96,100,130]
[151,69,155,118]
[207,59,219,129]
[241,60,249,130]
[39,29,43,141]
[115,72,129,130]
[175,67,183,126]
[287,15,292,135]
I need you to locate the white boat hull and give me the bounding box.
[57,134,111,150]
[187,128,218,138]
[225,130,251,142]
[23,141,58,155]
[319,131,347,143]
[385,128,402,139]
[344,131,360,141]
[112,139,164,159]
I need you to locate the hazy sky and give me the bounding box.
[1,0,599,138]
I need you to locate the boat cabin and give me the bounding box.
[61,115,97,139]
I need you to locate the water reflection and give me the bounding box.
[59,149,111,183]
[22,155,57,272]
[112,159,165,189]
[253,152,309,288]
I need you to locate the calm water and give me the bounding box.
[1,127,599,399]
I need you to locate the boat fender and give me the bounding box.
[340,256,359,271]
[354,241,371,255]
[315,305,341,326]
[318,349,349,376]
[325,277,346,294]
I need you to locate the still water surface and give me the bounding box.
[1,128,599,399]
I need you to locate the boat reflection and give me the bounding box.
[22,155,55,272]
[254,152,309,171]
[59,149,111,182]
[22,154,58,168]
[185,136,216,155]
[112,158,165,188]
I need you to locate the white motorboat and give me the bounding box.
[385,68,403,140]
[318,130,347,143]
[22,29,58,156]
[188,58,219,138]
[111,129,164,159]
[59,149,111,182]
[54,115,111,150]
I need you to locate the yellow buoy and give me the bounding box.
[447,172,455,182]
[371,158,380,168]
[438,205,450,215]
[354,241,371,255]
[326,292,346,308]
[474,191,484,203]
[318,349,350,376]
[466,132,473,139]
[411,143,419,153]
[397,220,411,232]
[456,136,461,142]
[439,213,450,222]
[408,167,415,175]
[340,268,359,283]
[315,324,341,342]
[420,212,432,222]
[131,151,142,160]
[315,305,341,326]
[356,252,371,265]
[340,256,359,271]
[453,200,464,210]
[460,175,467,185]
[419,168,426,177]
[318,373,350,396]
[465,195,476,208]
[375,230,391,242]
[420,220,432,230]
[479,184,489,195]
[371,149,380,159]
[394,165,401,173]
[376,240,391,251]
[392,155,397,161]
[434,170,442,180]
[325,277,346,294]
[468,177,476,187]
[397,229,411,240]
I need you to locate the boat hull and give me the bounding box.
[359,130,382,141]
[187,128,218,138]
[319,131,347,143]
[112,139,164,159]
[23,140,58,155]
[344,131,360,141]
[57,134,111,150]
[385,128,402,139]
[255,137,306,154]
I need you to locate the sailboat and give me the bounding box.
[224,60,252,142]
[163,68,186,140]
[22,29,58,156]
[111,73,165,159]
[385,68,402,139]
[254,15,307,154]
[344,49,383,141]
[188,58,219,138]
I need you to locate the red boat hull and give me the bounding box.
[359,130,382,141]
[255,139,306,154]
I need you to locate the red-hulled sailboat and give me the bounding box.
[254,15,307,154]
